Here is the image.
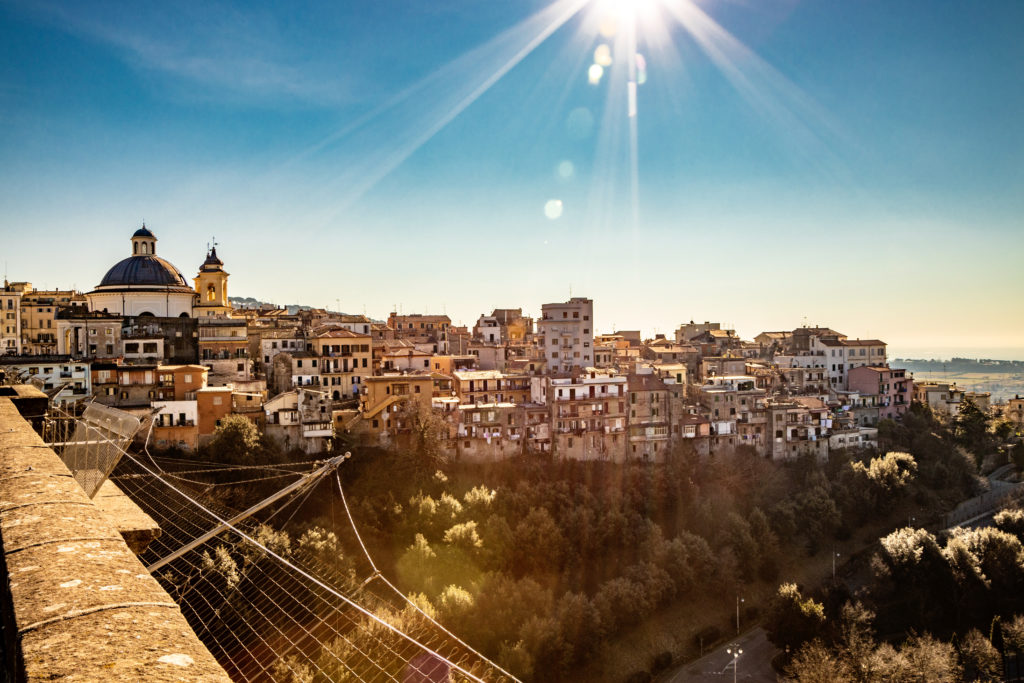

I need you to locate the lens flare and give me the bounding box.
[566,107,594,139]
[588,63,605,84]
[557,160,575,179]
[544,199,564,219]
[594,44,613,67]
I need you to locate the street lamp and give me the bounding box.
[727,644,743,683]
[832,547,841,581]
[736,595,745,634]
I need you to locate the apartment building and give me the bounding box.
[21,289,81,355]
[198,317,251,384]
[386,313,451,354]
[540,369,629,461]
[0,355,90,405]
[914,381,965,417]
[309,328,372,401]
[453,370,531,405]
[848,365,913,421]
[55,307,122,358]
[154,364,208,401]
[538,297,594,374]
[1,280,27,355]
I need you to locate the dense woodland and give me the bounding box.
[179,398,1019,682]
[768,400,1024,682]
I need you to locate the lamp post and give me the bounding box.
[736,595,744,634]
[833,547,841,581]
[727,644,743,683]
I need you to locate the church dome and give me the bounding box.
[98,255,191,289]
[132,226,156,239]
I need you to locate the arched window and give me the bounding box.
[207,284,216,301]
[133,243,138,255]
[141,242,149,255]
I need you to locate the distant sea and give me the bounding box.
[890,347,1024,362]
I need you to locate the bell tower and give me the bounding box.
[193,241,231,317]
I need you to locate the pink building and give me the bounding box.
[848,365,913,421]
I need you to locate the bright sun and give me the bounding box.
[596,0,662,26]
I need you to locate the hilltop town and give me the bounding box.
[3,227,1021,462]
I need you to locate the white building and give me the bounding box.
[815,338,887,390]
[1,281,27,355]
[538,297,594,374]
[0,356,91,405]
[474,315,501,342]
[87,227,196,318]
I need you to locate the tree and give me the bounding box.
[398,399,449,465]
[786,640,853,682]
[901,634,962,683]
[958,629,1001,682]
[764,583,826,653]
[836,601,877,681]
[994,507,1024,540]
[953,397,992,463]
[207,413,261,464]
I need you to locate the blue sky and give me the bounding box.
[1,0,1022,353]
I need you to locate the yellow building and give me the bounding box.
[357,374,435,441]
[309,329,372,402]
[193,247,232,317]
[21,288,82,355]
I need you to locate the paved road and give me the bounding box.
[664,627,780,683]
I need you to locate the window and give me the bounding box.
[213,396,222,405]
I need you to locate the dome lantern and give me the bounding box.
[131,224,157,256]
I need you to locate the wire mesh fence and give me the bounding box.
[44,402,141,498]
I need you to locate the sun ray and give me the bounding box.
[303,0,589,224]
[661,0,855,171]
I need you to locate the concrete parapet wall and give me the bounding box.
[0,398,230,682]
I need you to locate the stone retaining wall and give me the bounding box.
[0,397,230,681]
